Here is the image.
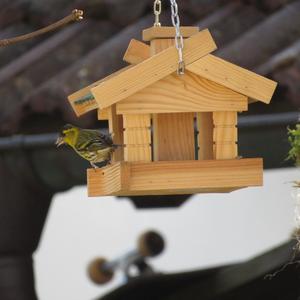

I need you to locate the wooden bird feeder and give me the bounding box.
[68,26,277,197]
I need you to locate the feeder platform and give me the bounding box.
[87,158,263,197]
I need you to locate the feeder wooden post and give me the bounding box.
[146,27,199,161]
[98,105,124,162]
[123,114,152,162]
[197,112,214,160]
[213,111,238,159]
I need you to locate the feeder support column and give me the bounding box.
[213,111,238,159]
[123,114,152,162]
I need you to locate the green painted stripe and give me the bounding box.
[74,93,95,105]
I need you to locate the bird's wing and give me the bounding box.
[76,130,113,152]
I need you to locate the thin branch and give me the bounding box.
[0,9,83,47]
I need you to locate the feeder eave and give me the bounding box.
[67,65,133,116]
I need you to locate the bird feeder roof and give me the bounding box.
[68,28,277,116]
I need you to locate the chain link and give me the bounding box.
[169,0,185,75]
[152,0,185,74]
[153,0,162,27]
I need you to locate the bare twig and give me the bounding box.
[0,9,83,47]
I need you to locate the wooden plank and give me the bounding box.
[124,129,151,145]
[213,111,238,125]
[107,105,124,162]
[68,65,132,116]
[213,112,238,159]
[87,162,130,196]
[123,40,277,104]
[123,114,151,162]
[188,55,277,104]
[214,127,238,142]
[116,71,248,114]
[123,39,150,65]
[197,112,214,160]
[124,146,152,162]
[120,162,131,191]
[87,163,122,196]
[112,187,243,196]
[153,113,195,161]
[68,95,97,117]
[91,29,217,109]
[129,159,261,191]
[150,38,174,54]
[123,114,151,127]
[143,26,199,41]
[97,108,109,120]
[214,143,238,159]
[123,39,151,64]
[87,158,263,196]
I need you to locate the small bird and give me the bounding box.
[56,124,119,168]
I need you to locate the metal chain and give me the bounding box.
[152,0,185,74]
[153,0,162,27]
[169,0,185,75]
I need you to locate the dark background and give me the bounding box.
[0,0,299,299]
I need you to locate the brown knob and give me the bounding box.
[87,257,114,285]
[138,231,165,257]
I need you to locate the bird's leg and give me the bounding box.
[90,162,99,170]
[104,159,111,166]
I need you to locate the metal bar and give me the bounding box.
[0,133,58,150]
[238,112,299,128]
[102,250,140,273]
[0,113,298,151]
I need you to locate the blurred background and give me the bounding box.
[0,0,300,299]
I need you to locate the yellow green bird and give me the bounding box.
[56,124,119,168]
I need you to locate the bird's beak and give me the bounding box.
[55,136,65,147]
